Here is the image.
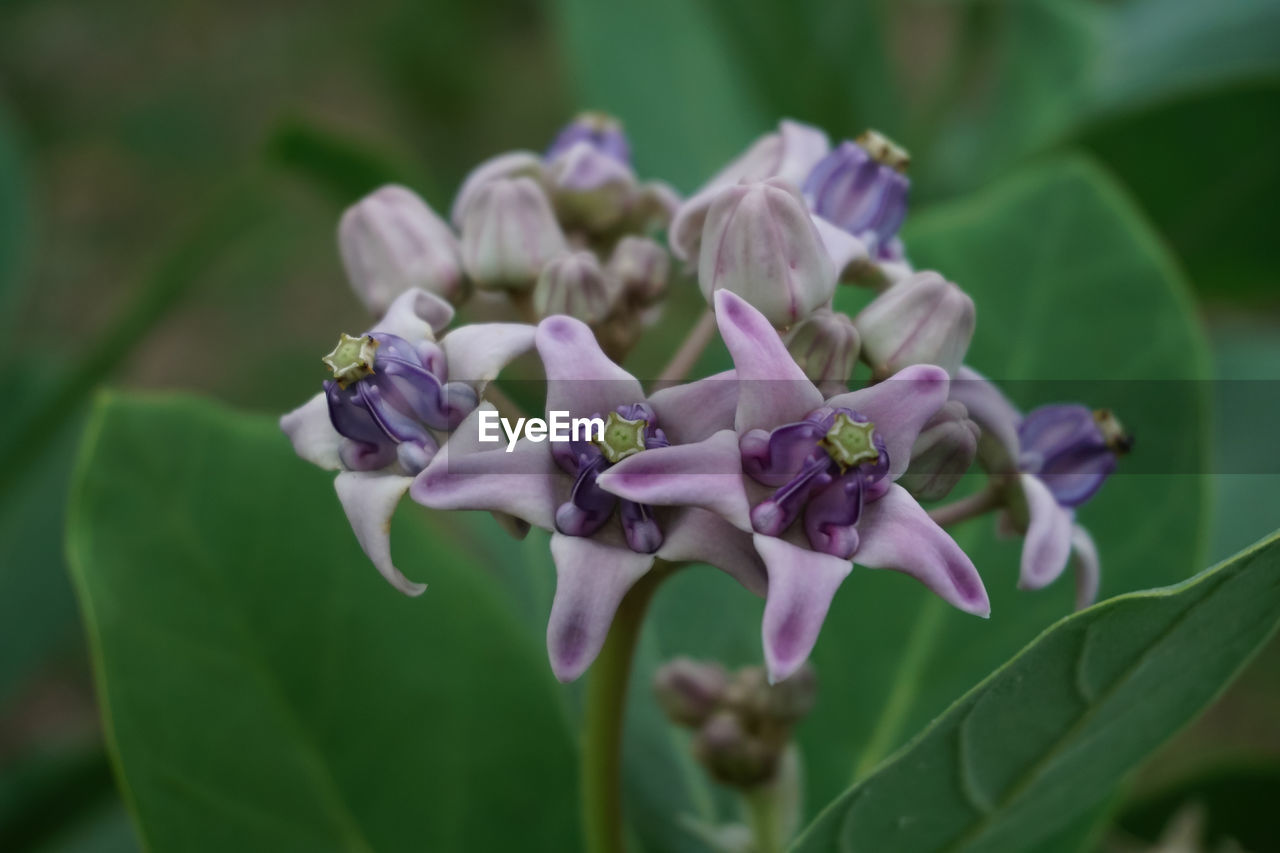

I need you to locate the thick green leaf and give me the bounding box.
[67,393,580,851]
[791,530,1280,852]
[552,0,767,190]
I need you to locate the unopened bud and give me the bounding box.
[699,178,836,327]
[804,133,909,256]
[900,400,980,502]
[854,271,975,378]
[693,711,776,788]
[607,236,669,307]
[785,309,860,395]
[653,657,729,727]
[459,177,568,291]
[533,251,615,325]
[338,185,465,314]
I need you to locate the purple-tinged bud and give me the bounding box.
[804,131,909,255]
[653,657,729,727]
[459,177,568,291]
[338,185,466,314]
[854,271,975,378]
[607,236,669,307]
[699,178,836,327]
[785,308,860,395]
[546,112,630,165]
[900,400,980,502]
[693,711,777,788]
[1018,405,1129,507]
[533,251,615,324]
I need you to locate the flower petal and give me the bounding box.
[546,533,654,682]
[753,533,851,683]
[370,287,455,342]
[280,392,343,471]
[828,364,950,480]
[440,322,536,388]
[536,315,644,416]
[1070,524,1100,610]
[410,404,559,529]
[950,366,1021,473]
[596,430,752,529]
[1015,473,1074,590]
[647,370,738,444]
[855,483,990,616]
[333,471,424,596]
[811,214,870,282]
[658,509,767,596]
[713,289,823,433]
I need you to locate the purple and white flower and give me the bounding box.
[952,367,1130,608]
[412,314,765,682]
[280,288,535,596]
[597,290,990,681]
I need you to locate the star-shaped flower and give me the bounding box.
[596,290,990,681]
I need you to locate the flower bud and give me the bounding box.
[338,185,465,314]
[459,177,568,291]
[784,309,859,395]
[653,657,729,728]
[699,178,836,327]
[900,400,980,502]
[804,131,909,254]
[1018,405,1129,507]
[766,663,818,723]
[693,711,777,788]
[546,112,631,165]
[854,271,975,378]
[607,236,669,307]
[533,251,614,324]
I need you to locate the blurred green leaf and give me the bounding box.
[0,99,30,339]
[552,0,767,189]
[1115,762,1280,851]
[67,393,580,851]
[266,118,433,206]
[1082,83,1280,305]
[792,530,1280,852]
[805,156,1211,812]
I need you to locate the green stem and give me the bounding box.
[743,786,783,853]
[581,563,673,853]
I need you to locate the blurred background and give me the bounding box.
[0,0,1277,850]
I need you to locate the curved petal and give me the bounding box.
[596,430,752,529]
[440,322,536,389]
[536,315,644,416]
[647,370,738,444]
[950,366,1021,473]
[546,533,654,682]
[370,287,454,342]
[410,405,559,529]
[854,483,990,616]
[828,364,950,480]
[450,150,545,226]
[713,289,823,433]
[1015,473,1074,590]
[333,471,424,596]
[658,509,767,597]
[281,392,343,471]
[812,214,870,282]
[753,533,851,683]
[1070,524,1100,610]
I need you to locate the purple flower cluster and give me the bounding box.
[282,114,1130,683]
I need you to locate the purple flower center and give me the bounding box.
[324,332,478,475]
[803,137,909,254]
[553,402,668,554]
[546,113,631,165]
[1017,404,1129,508]
[741,407,890,559]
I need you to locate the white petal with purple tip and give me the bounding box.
[536,315,644,416]
[280,392,343,471]
[854,483,991,616]
[439,322,536,388]
[1016,473,1075,590]
[546,533,654,682]
[753,533,851,683]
